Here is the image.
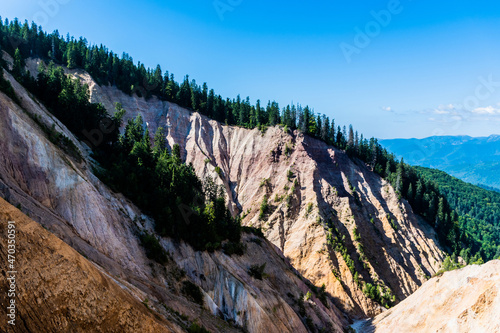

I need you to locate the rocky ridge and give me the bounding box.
[58,60,447,317]
[0,59,346,332]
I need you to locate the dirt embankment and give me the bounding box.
[362,260,500,332]
[0,197,180,333]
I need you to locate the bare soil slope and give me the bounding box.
[0,197,180,333]
[361,260,500,333]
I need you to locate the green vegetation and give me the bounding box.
[2,36,242,253]
[382,159,463,255]
[415,166,500,261]
[22,62,120,149]
[98,116,241,251]
[326,225,356,275]
[28,113,82,162]
[362,282,395,309]
[222,241,245,256]
[214,166,222,177]
[436,254,464,275]
[353,227,361,242]
[305,203,313,217]
[187,323,211,333]
[317,284,328,307]
[248,263,267,280]
[241,225,265,238]
[285,193,293,210]
[297,293,306,316]
[347,179,361,204]
[181,281,204,305]
[325,219,395,308]
[386,214,398,231]
[0,17,486,262]
[259,195,269,220]
[0,54,19,103]
[139,232,169,264]
[259,178,270,188]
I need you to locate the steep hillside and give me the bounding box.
[0,197,180,333]
[358,260,500,332]
[0,65,346,332]
[414,166,500,260]
[57,61,447,318]
[380,135,500,190]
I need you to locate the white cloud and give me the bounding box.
[434,109,450,114]
[382,106,392,112]
[471,106,500,115]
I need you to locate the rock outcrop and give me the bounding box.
[359,260,500,332]
[79,75,445,317]
[0,64,346,332]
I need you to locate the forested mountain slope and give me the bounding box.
[0,17,473,258]
[414,166,500,260]
[380,135,500,190]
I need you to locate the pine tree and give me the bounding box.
[283,105,292,128]
[330,119,336,144]
[316,114,322,137]
[355,131,359,152]
[201,82,208,113]
[12,48,25,79]
[407,183,414,201]
[255,99,261,125]
[321,115,330,142]
[290,104,297,129]
[66,42,78,69]
[347,125,355,154]
[336,126,343,147]
[395,158,404,195]
[177,75,192,108]
[153,127,167,157]
[385,161,391,178]
[206,88,215,118]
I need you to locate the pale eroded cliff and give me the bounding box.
[361,260,500,332]
[0,64,346,332]
[61,64,447,318]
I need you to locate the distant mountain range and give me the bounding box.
[380,135,500,190]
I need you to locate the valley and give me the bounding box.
[0,17,499,332]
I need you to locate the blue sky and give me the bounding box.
[3,0,500,139]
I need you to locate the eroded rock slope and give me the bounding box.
[66,64,447,317]
[0,197,180,333]
[362,260,500,332]
[0,62,346,332]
